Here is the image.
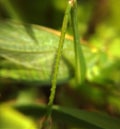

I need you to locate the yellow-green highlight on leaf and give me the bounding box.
[0,105,37,129]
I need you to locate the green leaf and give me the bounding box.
[53,106,120,129]
[0,21,74,84]
[0,20,94,84]
[1,21,118,85]
[14,104,120,129]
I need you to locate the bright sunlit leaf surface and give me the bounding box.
[0,105,37,129]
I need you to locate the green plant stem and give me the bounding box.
[41,1,73,128]
[71,0,86,84]
[47,0,73,117]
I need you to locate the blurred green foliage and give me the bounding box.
[0,0,120,32]
[0,0,120,129]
